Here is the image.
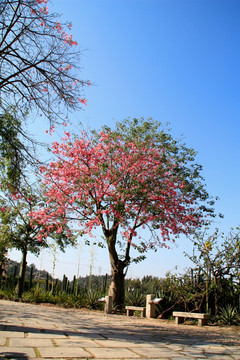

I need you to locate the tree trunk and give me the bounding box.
[16,247,27,298]
[106,232,126,309]
[108,259,125,309]
[213,274,218,315]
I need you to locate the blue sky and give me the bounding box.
[10,0,240,280]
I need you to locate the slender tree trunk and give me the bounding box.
[213,274,218,315]
[206,263,209,313]
[29,265,33,289]
[16,246,27,298]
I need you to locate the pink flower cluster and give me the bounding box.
[55,21,78,46]
[31,131,202,246]
[35,0,48,4]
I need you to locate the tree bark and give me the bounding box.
[108,259,125,309]
[106,232,127,309]
[15,246,27,298]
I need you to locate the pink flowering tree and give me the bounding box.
[31,118,214,307]
[0,0,89,122]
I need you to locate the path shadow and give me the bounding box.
[0,352,29,359]
[0,300,239,347]
[1,322,240,347]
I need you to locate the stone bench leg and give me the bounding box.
[105,295,112,314]
[198,318,208,326]
[127,309,134,316]
[175,316,184,325]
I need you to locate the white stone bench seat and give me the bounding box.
[172,311,210,326]
[125,306,146,317]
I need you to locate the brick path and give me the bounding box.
[0,299,239,359]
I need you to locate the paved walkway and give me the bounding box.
[0,299,239,360]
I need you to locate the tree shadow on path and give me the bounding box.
[0,352,29,359]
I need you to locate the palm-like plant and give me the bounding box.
[218,304,240,325]
[125,290,146,307]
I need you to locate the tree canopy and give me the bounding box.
[0,110,36,191]
[31,118,215,306]
[32,119,213,245]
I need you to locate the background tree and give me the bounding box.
[0,110,39,192]
[185,227,240,315]
[31,118,215,307]
[0,186,76,297]
[0,226,9,286]
[0,0,89,122]
[0,0,89,184]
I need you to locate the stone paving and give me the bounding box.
[0,299,240,360]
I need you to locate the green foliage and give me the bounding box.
[0,238,9,281]
[21,288,56,304]
[125,290,145,306]
[0,111,26,191]
[218,305,240,325]
[21,289,85,308]
[0,187,48,254]
[0,184,77,297]
[0,288,17,301]
[20,288,103,309]
[59,293,85,308]
[85,289,103,309]
[185,227,240,315]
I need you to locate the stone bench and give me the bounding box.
[172,311,210,326]
[125,306,146,317]
[98,296,112,314]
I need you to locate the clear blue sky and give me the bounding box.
[10,0,240,280]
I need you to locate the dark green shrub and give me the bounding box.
[218,304,240,325]
[0,289,17,301]
[84,289,103,309]
[125,291,145,307]
[21,289,56,304]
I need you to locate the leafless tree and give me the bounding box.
[0,0,89,123]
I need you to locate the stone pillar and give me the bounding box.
[146,294,155,319]
[105,295,113,314]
